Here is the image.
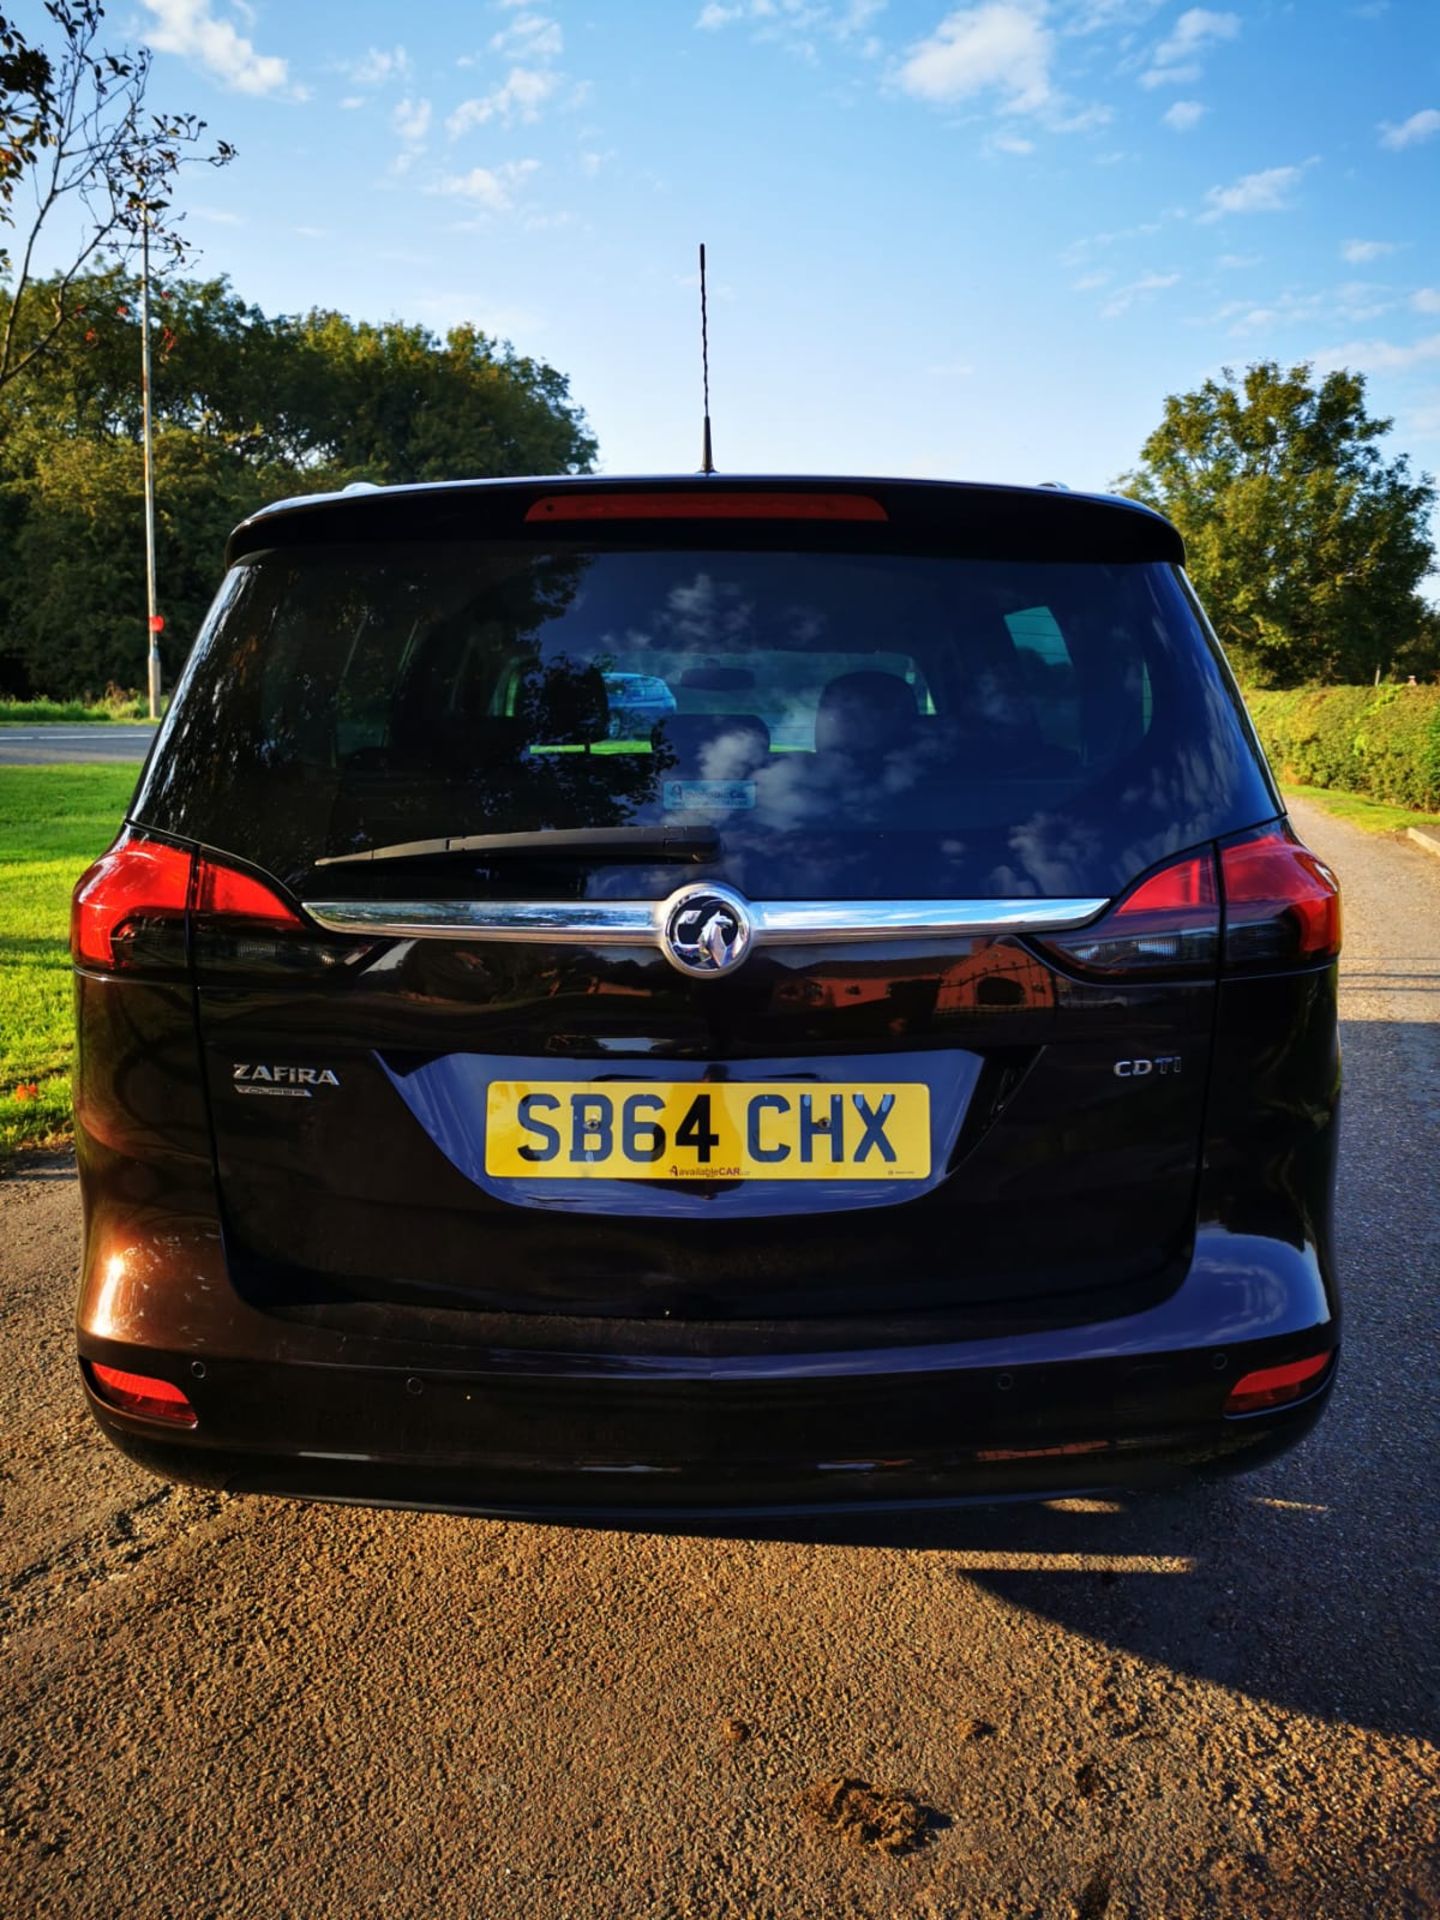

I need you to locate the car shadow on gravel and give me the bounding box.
[684,1010,1439,1747]
[675,1471,1437,1745]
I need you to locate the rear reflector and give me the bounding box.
[1223,1350,1333,1415]
[524,491,888,523]
[1221,825,1342,969]
[89,1363,198,1427]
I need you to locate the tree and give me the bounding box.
[0,268,598,695]
[1118,361,1437,686]
[0,1,233,393]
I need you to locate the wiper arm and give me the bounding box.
[314,825,722,868]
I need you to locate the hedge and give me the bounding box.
[1242,684,1440,814]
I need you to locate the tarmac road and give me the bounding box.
[0,725,157,765]
[1,796,1437,1919]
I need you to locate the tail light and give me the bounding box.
[1224,1349,1334,1415]
[88,1362,198,1427]
[1037,821,1340,981]
[1037,851,1220,978]
[72,829,301,971]
[1220,825,1341,969]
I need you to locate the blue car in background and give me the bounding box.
[602,670,676,738]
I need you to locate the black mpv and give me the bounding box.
[72,475,1341,1518]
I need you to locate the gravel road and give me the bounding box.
[2,796,1437,1919]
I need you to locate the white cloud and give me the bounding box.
[1140,6,1237,88]
[1152,7,1239,63]
[448,66,560,135]
[1100,267,1180,316]
[1401,398,1440,439]
[1051,100,1113,132]
[989,128,1036,153]
[1163,98,1205,130]
[393,96,431,144]
[342,46,409,88]
[1209,281,1397,336]
[140,0,296,96]
[1413,289,1440,315]
[1341,238,1397,263]
[1070,270,1111,290]
[696,0,885,49]
[491,12,564,59]
[1061,215,1168,264]
[1065,0,1166,32]
[431,159,542,211]
[1199,163,1308,222]
[1216,252,1260,269]
[1334,280,1395,321]
[897,3,1055,115]
[1315,332,1440,373]
[1379,107,1440,150]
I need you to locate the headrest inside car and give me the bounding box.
[813,671,919,756]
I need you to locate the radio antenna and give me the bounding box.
[698,243,715,475]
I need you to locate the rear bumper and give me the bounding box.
[86,1380,1334,1520]
[77,1223,1338,1519]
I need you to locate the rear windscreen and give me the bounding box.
[133,542,1275,900]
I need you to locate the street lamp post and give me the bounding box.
[139,211,162,720]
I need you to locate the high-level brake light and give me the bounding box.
[524,491,888,523]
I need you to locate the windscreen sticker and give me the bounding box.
[663,779,757,812]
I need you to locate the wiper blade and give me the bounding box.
[314,825,722,868]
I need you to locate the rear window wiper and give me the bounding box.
[314,825,722,868]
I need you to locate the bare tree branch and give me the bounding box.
[0,1,234,391]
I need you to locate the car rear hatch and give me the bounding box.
[129,477,1281,1322]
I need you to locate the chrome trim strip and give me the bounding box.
[302,895,1109,943]
[748,898,1107,941]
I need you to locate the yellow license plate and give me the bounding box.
[484,1081,931,1181]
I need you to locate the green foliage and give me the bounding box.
[0,761,135,1156]
[1245,683,1440,812]
[0,266,597,696]
[1119,361,1437,687]
[0,691,151,720]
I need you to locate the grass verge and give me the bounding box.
[1,764,135,1157]
[0,696,157,724]
[1282,783,1440,836]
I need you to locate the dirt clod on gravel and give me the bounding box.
[957,1715,995,1741]
[719,1717,751,1744]
[799,1776,939,1855]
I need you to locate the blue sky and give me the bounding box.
[17,1,1440,519]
